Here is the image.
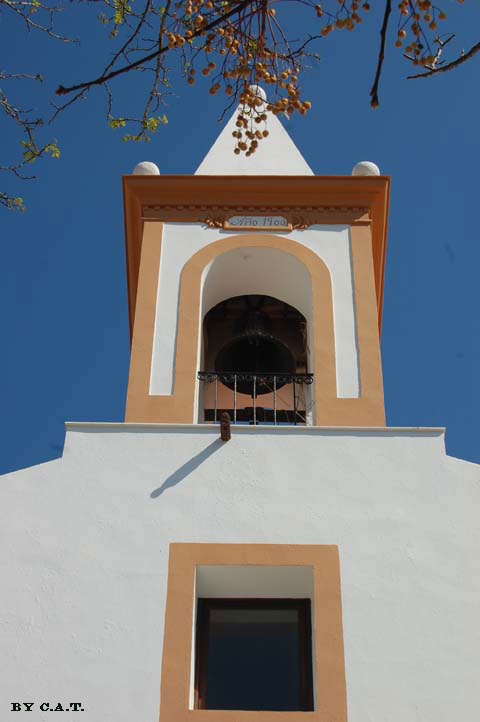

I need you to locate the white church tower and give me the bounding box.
[2,90,480,722]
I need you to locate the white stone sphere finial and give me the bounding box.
[352,161,380,177]
[132,161,160,175]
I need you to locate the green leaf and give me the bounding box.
[108,116,127,129]
[45,142,60,159]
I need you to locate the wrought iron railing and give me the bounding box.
[197,371,314,426]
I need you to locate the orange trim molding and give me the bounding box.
[126,220,162,413]
[123,175,388,426]
[125,230,385,425]
[123,175,390,336]
[160,543,348,722]
[126,233,334,424]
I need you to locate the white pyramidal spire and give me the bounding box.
[195,85,313,176]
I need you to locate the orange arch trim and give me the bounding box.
[173,234,336,422]
[125,225,385,426]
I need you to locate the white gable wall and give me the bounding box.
[1,424,479,722]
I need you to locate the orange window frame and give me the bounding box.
[159,544,348,722]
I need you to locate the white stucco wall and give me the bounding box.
[195,106,313,176]
[1,424,479,722]
[200,246,313,321]
[150,223,359,398]
[195,565,314,599]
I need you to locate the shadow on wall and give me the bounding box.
[150,438,224,498]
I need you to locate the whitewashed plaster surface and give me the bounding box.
[1,424,479,722]
[150,223,359,399]
[195,105,313,176]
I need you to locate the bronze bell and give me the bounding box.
[215,308,294,396]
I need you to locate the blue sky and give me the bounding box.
[1,3,479,473]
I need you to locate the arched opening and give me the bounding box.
[196,245,314,424]
[208,294,302,387]
[200,294,312,424]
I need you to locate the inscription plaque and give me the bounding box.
[224,215,291,231]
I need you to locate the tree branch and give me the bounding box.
[370,0,391,108]
[3,0,74,41]
[56,0,255,96]
[407,39,480,79]
[102,0,153,76]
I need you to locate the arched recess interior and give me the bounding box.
[171,233,336,423]
[198,247,313,421]
[200,244,313,360]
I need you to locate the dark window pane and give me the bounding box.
[196,600,313,712]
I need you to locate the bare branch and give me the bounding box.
[0,191,26,211]
[2,0,74,41]
[102,0,153,76]
[50,88,87,124]
[407,38,480,79]
[56,0,255,96]
[0,71,43,81]
[291,33,323,58]
[0,165,36,180]
[370,0,392,108]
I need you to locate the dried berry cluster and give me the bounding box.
[172,0,460,150]
[395,0,450,67]
[59,0,468,157]
[311,0,454,69]
[179,2,317,155]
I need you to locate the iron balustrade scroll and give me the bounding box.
[197,371,314,426]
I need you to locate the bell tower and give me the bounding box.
[3,85,479,722]
[123,103,389,427]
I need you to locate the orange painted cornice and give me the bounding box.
[122,174,390,337]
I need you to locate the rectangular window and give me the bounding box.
[160,545,347,722]
[195,599,314,712]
